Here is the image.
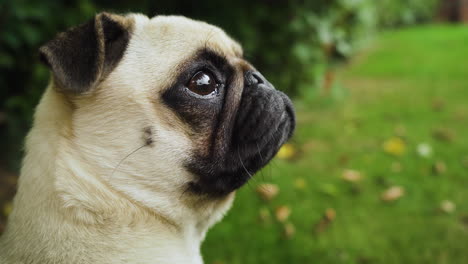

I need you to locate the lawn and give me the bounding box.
[202,25,468,264]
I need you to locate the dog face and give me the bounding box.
[39,13,294,215]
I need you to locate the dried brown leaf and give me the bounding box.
[325,208,336,221]
[275,206,291,223]
[440,200,456,214]
[314,208,336,234]
[341,169,362,182]
[432,161,447,175]
[381,186,405,202]
[432,128,455,142]
[256,183,279,201]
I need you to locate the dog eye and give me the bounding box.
[186,71,219,96]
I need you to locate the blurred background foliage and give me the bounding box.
[0,0,441,170]
[3,1,468,263]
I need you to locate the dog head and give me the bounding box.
[38,12,295,221]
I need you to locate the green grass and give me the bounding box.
[202,25,468,264]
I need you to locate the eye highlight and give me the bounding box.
[186,71,219,96]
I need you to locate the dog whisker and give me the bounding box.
[237,145,253,180]
[110,144,147,179]
[254,142,268,183]
[256,142,264,163]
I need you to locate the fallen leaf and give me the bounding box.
[325,208,336,221]
[314,208,336,234]
[276,143,296,160]
[432,161,447,175]
[432,128,455,142]
[283,222,295,239]
[294,178,307,190]
[256,183,279,201]
[417,143,433,158]
[440,200,456,214]
[341,169,362,182]
[275,206,291,223]
[381,186,405,202]
[382,137,406,156]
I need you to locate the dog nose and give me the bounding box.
[244,71,266,86]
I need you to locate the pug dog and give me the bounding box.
[0,12,295,264]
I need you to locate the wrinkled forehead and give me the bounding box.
[111,14,244,95]
[133,14,242,58]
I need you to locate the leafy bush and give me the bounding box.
[287,0,376,98]
[376,0,440,27]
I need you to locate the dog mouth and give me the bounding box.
[187,75,295,197]
[229,89,295,179]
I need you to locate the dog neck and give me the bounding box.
[0,86,234,264]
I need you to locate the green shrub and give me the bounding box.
[376,0,440,27]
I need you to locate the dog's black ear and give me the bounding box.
[39,12,133,94]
